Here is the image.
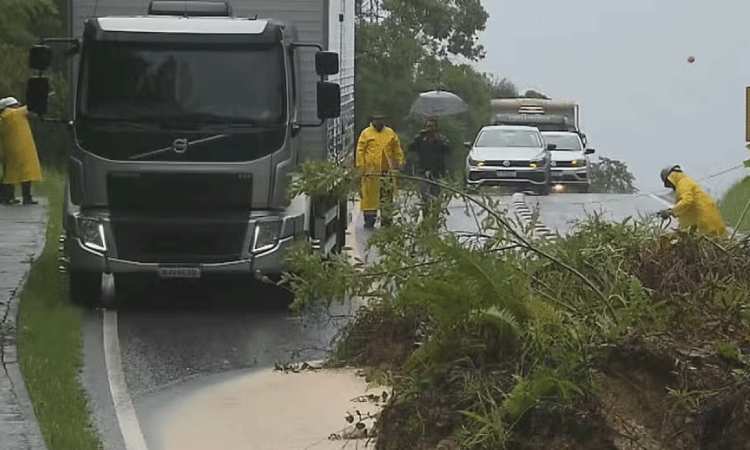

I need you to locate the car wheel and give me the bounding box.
[69,270,102,308]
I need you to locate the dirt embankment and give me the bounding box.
[332,230,750,450]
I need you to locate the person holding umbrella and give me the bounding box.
[407,117,451,205]
[0,97,42,205]
[355,112,405,229]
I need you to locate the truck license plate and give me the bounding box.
[552,170,564,177]
[158,266,201,279]
[498,170,516,178]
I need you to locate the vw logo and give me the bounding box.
[551,161,557,167]
[503,160,511,167]
[172,138,188,154]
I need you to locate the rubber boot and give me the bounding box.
[22,182,37,205]
[0,184,18,205]
[363,211,376,229]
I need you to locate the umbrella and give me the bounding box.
[409,90,468,117]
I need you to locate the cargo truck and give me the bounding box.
[25,0,355,307]
[490,98,587,146]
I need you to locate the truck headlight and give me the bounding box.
[572,159,586,166]
[252,219,281,253]
[77,217,106,252]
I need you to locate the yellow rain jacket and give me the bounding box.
[668,171,727,238]
[0,106,42,184]
[356,125,404,211]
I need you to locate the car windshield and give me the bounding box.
[543,134,582,151]
[78,41,286,124]
[475,129,542,148]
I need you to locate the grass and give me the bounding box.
[719,175,750,232]
[16,168,104,450]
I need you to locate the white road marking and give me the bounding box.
[103,310,149,450]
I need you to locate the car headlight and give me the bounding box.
[252,219,281,253]
[572,159,587,166]
[530,157,547,169]
[77,217,106,252]
[468,157,485,167]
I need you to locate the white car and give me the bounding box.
[541,131,595,193]
[464,125,552,195]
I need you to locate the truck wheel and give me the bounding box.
[536,183,550,196]
[69,270,102,308]
[578,185,590,193]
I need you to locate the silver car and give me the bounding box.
[464,125,552,195]
[541,131,595,193]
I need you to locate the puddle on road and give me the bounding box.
[157,368,383,450]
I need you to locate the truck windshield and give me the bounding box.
[542,134,582,151]
[475,129,542,148]
[79,41,286,124]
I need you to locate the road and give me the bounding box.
[528,191,674,235]
[78,192,657,450]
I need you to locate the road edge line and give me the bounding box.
[103,310,149,450]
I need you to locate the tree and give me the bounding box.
[523,89,550,99]
[353,0,514,177]
[357,0,489,61]
[589,156,638,194]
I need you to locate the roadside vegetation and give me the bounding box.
[17,169,103,450]
[719,175,750,232]
[285,163,750,450]
[1,1,100,447]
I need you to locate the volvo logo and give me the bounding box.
[503,160,511,167]
[172,138,188,154]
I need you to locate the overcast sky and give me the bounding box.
[474,0,750,196]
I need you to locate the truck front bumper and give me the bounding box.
[66,234,297,277]
[63,208,307,278]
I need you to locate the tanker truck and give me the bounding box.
[25,0,355,307]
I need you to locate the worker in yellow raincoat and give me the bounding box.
[0,97,42,205]
[355,112,404,229]
[658,165,726,237]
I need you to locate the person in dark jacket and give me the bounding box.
[407,118,451,203]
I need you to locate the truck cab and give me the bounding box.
[26,0,348,307]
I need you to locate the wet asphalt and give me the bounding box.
[80,191,652,449]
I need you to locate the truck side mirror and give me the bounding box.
[315,52,339,76]
[29,45,53,71]
[546,143,557,150]
[317,81,340,119]
[26,76,50,115]
[585,148,595,154]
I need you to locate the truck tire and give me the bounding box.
[536,183,550,196]
[69,270,102,308]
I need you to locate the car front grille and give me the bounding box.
[468,170,546,183]
[483,160,531,168]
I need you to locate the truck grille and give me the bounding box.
[111,214,249,264]
[107,172,253,213]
